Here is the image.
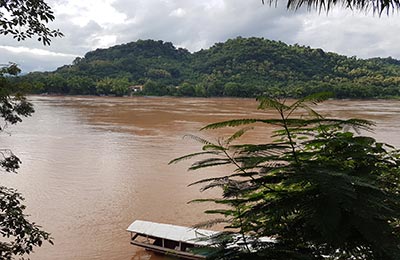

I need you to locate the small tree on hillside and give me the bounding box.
[171,93,400,260]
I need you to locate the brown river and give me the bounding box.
[2,96,400,260]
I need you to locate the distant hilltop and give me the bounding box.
[17,37,400,98]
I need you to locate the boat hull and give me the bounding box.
[131,240,206,260]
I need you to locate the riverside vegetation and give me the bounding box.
[16,37,400,98]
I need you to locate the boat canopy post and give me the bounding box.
[131,233,139,241]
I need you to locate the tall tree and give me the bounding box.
[0,0,61,258]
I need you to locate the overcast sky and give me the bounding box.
[1,0,399,73]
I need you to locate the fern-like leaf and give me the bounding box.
[169,151,220,164]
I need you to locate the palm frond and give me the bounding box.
[263,0,400,14]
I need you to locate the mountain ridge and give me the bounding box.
[19,37,400,98]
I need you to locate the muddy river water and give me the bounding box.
[2,96,400,260]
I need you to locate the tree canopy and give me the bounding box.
[17,38,400,98]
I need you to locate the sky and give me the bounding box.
[1,0,400,73]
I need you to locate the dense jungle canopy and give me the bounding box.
[17,37,400,98]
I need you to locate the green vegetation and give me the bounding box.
[19,37,400,98]
[0,0,61,258]
[171,93,400,260]
[266,0,400,14]
[0,0,63,45]
[0,66,54,260]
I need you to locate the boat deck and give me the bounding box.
[127,220,218,259]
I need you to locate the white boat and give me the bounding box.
[127,220,218,259]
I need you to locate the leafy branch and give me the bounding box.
[173,93,400,260]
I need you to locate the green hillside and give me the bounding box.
[18,37,400,98]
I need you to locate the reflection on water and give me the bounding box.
[1,96,400,260]
[131,250,178,260]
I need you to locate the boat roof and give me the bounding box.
[127,220,218,246]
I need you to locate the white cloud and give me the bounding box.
[0,46,78,57]
[2,0,400,72]
[90,35,118,49]
[0,47,76,72]
[295,8,400,58]
[203,0,226,11]
[169,8,186,17]
[53,0,127,27]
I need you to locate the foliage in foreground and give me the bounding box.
[0,0,63,45]
[0,0,62,256]
[264,0,400,14]
[0,64,53,259]
[171,93,400,260]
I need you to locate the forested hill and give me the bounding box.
[19,37,400,98]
